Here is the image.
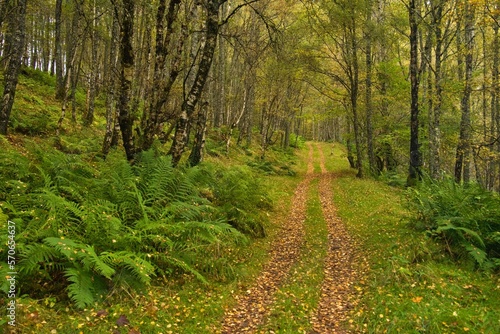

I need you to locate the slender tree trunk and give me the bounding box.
[42,14,50,72]
[55,0,65,99]
[0,0,7,30]
[169,0,220,166]
[365,0,375,175]
[428,0,446,179]
[455,2,474,183]
[117,0,136,161]
[349,14,363,178]
[213,3,227,128]
[0,0,27,135]
[84,0,98,126]
[346,116,356,169]
[490,24,499,190]
[408,0,422,185]
[226,87,247,152]
[102,15,119,156]
[188,102,209,166]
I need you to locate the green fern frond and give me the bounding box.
[19,243,60,276]
[100,251,154,285]
[64,265,95,309]
[464,244,488,267]
[436,221,486,249]
[44,237,85,259]
[80,245,115,279]
[167,256,207,284]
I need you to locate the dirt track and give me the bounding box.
[220,143,359,333]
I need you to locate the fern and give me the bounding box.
[436,220,485,248]
[65,265,96,309]
[407,175,500,269]
[1,144,276,308]
[19,243,61,276]
[100,251,154,285]
[44,237,115,278]
[464,245,488,266]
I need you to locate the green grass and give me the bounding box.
[259,178,328,333]
[316,142,500,333]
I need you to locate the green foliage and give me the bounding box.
[192,163,272,238]
[289,134,306,149]
[246,147,297,176]
[324,140,500,333]
[406,176,500,269]
[0,143,272,308]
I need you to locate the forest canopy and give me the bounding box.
[0,0,498,187]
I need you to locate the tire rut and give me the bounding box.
[219,143,315,333]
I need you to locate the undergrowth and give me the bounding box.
[0,141,272,310]
[406,176,500,271]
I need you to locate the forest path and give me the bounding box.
[220,143,359,333]
[309,143,359,334]
[220,143,315,333]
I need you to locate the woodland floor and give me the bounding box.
[219,143,361,333]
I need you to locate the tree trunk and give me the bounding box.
[102,14,119,156]
[0,0,27,135]
[188,102,209,166]
[349,13,363,178]
[117,0,136,161]
[84,0,99,127]
[408,0,422,185]
[428,0,446,180]
[365,0,375,175]
[55,0,65,100]
[169,0,220,166]
[490,23,499,190]
[455,2,474,184]
[213,3,227,128]
[346,116,356,169]
[226,86,247,152]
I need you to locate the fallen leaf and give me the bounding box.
[116,314,130,327]
[96,309,108,317]
[412,296,423,303]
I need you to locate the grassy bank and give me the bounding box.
[318,142,500,333]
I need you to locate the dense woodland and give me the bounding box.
[0,0,498,183]
[0,0,500,331]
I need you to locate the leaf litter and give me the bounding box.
[309,143,362,333]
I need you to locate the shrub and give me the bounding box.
[406,176,500,270]
[0,145,273,308]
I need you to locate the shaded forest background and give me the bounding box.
[1,0,499,185]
